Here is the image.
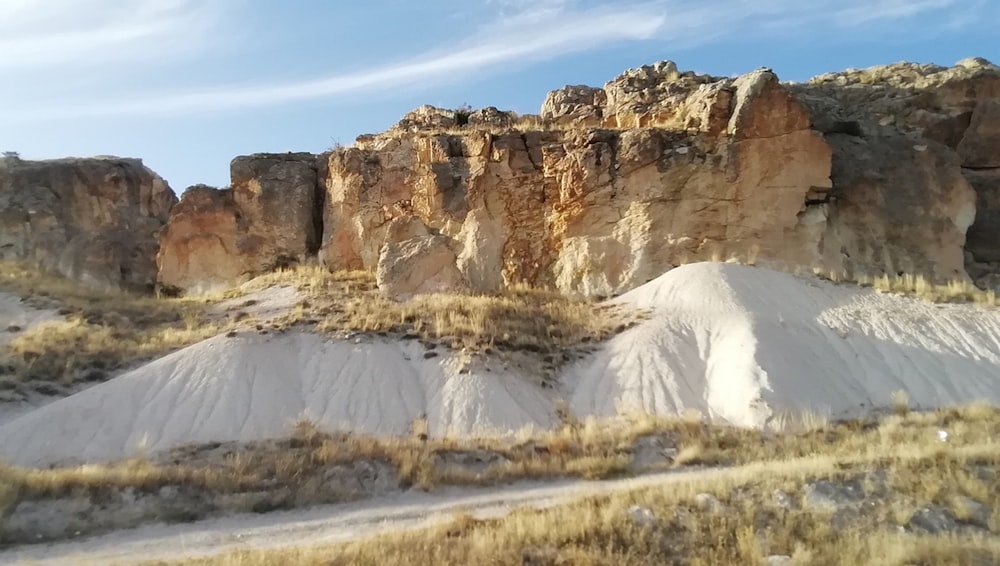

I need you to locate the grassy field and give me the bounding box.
[122,403,1000,566]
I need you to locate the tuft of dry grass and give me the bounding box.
[858,273,998,306]
[891,390,911,417]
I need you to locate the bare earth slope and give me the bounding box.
[2,263,999,466]
[570,263,1000,425]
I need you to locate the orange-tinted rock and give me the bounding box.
[156,153,320,293]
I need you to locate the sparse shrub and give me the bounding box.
[453,103,473,127]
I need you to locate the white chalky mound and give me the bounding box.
[2,263,999,466]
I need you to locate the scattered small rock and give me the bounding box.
[322,459,399,497]
[803,478,866,510]
[433,449,510,478]
[772,489,794,510]
[766,555,793,566]
[423,351,439,359]
[627,505,658,527]
[908,505,960,534]
[29,382,63,397]
[694,493,724,513]
[521,545,559,566]
[629,433,679,472]
[79,369,106,383]
[951,496,991,529]
[5,324,22,333]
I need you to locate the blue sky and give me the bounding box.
[1,0,998,192]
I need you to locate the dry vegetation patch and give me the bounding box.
[0,263,638,394]
[0,261,221,390]
[141,405,1000,566]
[231,266,639,355]
[2,404,997,551]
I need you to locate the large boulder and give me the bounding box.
[322,68,840,297]
[319,60,997,297]
[376,217,464,298]
[156,153,321,293]
[0,156,176,292]
[540,85,607,125]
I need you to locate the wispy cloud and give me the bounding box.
[18,1,667,118]
[0,0,232,70]
[2,0,990,120]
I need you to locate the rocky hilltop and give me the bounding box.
[0,156,176,291]
[156,57,1000,297]
[3,57,999,298]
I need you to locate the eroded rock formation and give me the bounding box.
[154,57,1000,297]
[0,156,176,291]
[791,57,1000,286]
[156,153,321,293]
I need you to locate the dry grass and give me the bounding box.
[4,404,997,533]
[0,260,221,387]
[670,247,999,307]
[144,405,1000,566]
[863,273,999,306]
[236,266,638,355]
[0,263,636,391]
[808,268,998,306]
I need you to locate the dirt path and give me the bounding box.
[1,468,717,565]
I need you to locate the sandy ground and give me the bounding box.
[206,285,301,322]
[0,293,63,424]
[2,263,1000,466]
[0,468,718,566]
[0,292,59,349]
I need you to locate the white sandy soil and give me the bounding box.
[0,292,59,349]
[0,293,63,424]
[1,263,999,466]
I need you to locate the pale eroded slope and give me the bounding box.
[2,264,999,466]
[570,263,1000,425]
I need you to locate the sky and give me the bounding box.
[1,0,998,192]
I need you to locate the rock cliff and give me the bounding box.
[0,156,176,291]
[154,57,1000,297]
[156,153,322,294]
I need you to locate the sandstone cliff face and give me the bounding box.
[0,156,176,291]
[318,64,976,297]
[154,57,1000,297]
[156,153,321,293]
[791,57,1000,287]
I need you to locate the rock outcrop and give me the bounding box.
[376,217,465,298]
[0,156,176,291]
[156,153,321,293]
[154,57,1000,297]
[791,57,1000,288]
